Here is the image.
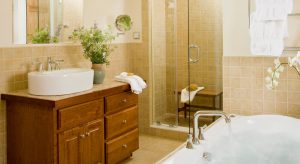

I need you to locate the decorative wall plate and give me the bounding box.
[115,15,133,32]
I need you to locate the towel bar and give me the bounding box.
[284,47,300,51]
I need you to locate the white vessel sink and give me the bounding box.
[28,68,94,96]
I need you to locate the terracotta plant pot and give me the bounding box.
[92,64,106,84]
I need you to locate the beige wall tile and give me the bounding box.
[223,56,300,118]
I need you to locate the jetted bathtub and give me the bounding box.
[159,115,300,164]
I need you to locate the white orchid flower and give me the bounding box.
[296,52,300,65]
[274,72,280,79]
[265,52,300,90]
[267,67,273,74]
[273,80,279,87]
[278,66,284,72]
[274,58,281,68]
[265,76,272,82]
[288,57,297,67]
[266,83,273,90]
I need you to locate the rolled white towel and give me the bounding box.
[180,87,205,103]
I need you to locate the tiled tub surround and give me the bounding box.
[223,56,300,118]
[0,43,134,163]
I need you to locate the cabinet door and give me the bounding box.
[82,119,105,164]
[59,127,84,164]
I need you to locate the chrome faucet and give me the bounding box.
[47,57,54,71]
[47,57,64,71]
[192,110,231,145]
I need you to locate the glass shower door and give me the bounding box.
[151,0,179,127]
[187,0,223,123]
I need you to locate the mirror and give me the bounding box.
[0,0,141,45]
[0,0,83,45]
[14,0,62,44]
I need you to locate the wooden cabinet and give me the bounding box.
[105,92,139,164]
[58,100,104,130]
[106,129,139,164]
[1,83,139,164]
[82,120,105,164]
[105,106,138,140]
[59,119,104,164]
[58,127,82,164]
[105,92,138,114]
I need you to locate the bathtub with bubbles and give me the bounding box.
[158,115,300,164]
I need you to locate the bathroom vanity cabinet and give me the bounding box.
[1,82,139,164]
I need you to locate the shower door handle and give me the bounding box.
[189,44,200,63]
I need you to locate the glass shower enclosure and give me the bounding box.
[151,0,223,128]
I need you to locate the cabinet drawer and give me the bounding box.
[58,99,104,130]
[105,92,138,114]
[105,106,138,140]
[106,129,139,164]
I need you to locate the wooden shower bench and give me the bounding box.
[177,88,223,118]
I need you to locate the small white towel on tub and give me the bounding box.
[180,87,204,103]
[115,72,147,94]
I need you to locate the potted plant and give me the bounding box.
[72,25,116,84]
[30,27,59,44]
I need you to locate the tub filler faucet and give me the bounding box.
[191,110,231,146]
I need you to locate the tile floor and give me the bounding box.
[121,134,185,164]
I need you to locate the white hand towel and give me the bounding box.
[119,72,147,89]
[115,72,146,94]
[180,87,205,103]
[255,0,293,21]
[250,0,292,56]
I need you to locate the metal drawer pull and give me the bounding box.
[122,120,127,124]
[122,144,128,149]
[122,99,128,103]
[80,134,86,138]
[86,132,90,136]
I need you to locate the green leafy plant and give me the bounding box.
[115,15,133,32]
[31,27,59,44]
[72,25,117,65]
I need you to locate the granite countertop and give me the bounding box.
[2,80,128,102]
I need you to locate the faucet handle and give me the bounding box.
[54,59,64,70]
[55,59,64,62]
[186,134,194,149]
[31,59,44,72]
[38,63,44,72]
[47,57,52,62]
[198,127,206,141]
